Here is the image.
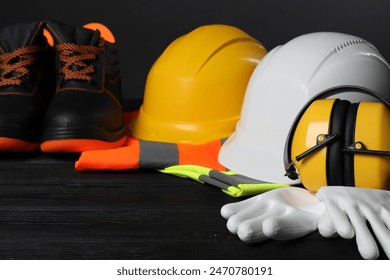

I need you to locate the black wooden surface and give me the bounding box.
[0,152,384,260]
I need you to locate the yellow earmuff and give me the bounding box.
[289,98,390,192]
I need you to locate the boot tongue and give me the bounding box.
[46,21,100,46]
[0,21,44,53]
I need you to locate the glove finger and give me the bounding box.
[236,206,285,243]
[262,210,320,240]
[346,204,379,260]
[221,194,265,219]
[236,217,268,243]
[360,205,390,259]
[226,201,270,234]
[318,209,339,238]
[380,208,390,259]
[325,199,355,239]
[381,207,390,231]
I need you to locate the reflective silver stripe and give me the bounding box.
[209,170,268,186]
[199,175,230,190]
[139,140,179,169]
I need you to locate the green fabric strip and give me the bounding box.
[159,165,290,197]
[158,166,204,183]
[223,183,289,197]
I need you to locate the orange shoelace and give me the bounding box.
[56,42,101,82]
[0,45,40,87]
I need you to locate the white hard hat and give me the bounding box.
[218,32,390,184]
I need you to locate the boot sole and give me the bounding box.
[0,137,40,152]
[41,136,127,153]
[41,125,127,153]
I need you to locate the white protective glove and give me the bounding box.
[221,187,325,242]
[317,186,390,260]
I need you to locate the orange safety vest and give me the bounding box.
[75,136,226,171]
[75,111,227,171]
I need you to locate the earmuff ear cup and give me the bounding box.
[290,99,337,191]
[353,102,390,189]
[326,99,350,186]
[291,99,390,191]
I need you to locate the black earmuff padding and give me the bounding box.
[343,103,359,186]
[326,99,350,186]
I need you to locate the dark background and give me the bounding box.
[1,0,390,101]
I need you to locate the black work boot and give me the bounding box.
[41,21,126,153]
[0,21,55,152]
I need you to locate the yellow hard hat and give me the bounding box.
[130,24,267,144]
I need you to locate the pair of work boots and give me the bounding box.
[0,21,126,153]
